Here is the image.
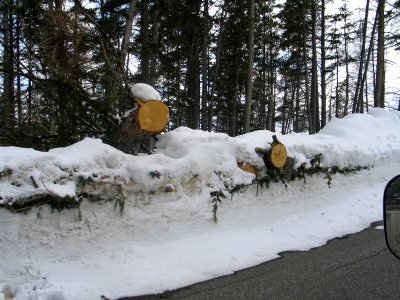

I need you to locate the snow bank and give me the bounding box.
[1,109,400,300]
[1,108,400,207]
[233,107,400,170]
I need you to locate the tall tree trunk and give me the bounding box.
[343,3,350,116]
[140,0,150,83]
[353,0,370,113]
[149,1,159,86]
[281,83,288,135]
[359,12,378,112]
[320,0,326,129]
[2,1,14,129]
[48,0,65,134]
[201,0,209,130]
[176,45,182,127]
[335,35,340,118]
[282,74,288,132]
[16,4,22,126]
[294,78,300,132]
[266,36,275,132]
[28,34,33,125]
[231,62,240,136]
[374,0,385,108]
[244,0,255,133]
[121,0,137,74]
[208,14,224,131]
[303,32,313,134]
[262,30,267,130]
[186,0,201,129]
[311,0,319,133]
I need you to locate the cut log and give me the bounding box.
[238,162,257,175]
[264,135,288,169]
[102,99,169,155]
[136,99,169,132]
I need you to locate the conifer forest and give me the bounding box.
[1,0,399,150]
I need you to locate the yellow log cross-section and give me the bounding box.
[136,99,169,133]
[269,142,287,169]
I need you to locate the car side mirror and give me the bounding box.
[384,175,400,259]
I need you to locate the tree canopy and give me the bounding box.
[1,0,399,149]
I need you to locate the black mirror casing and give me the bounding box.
[384,175,400,259]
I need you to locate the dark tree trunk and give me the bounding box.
[320,0,326,129]
[343,6,350,116]
[374,0,385,108]
[201,0,209,130]
[311,0,319,133]
[208,14,224,131]
[2,1,15,129]
[140,0,150,83]
[303,33,313,134]
[185,0,201,129]
[244,0,255,133]
[353,0,370,113]
[359,13,378,112]
[149,1,159,86]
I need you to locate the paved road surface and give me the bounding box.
[118,222,400,300]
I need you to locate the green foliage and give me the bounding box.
[229,184,248,200]
[291,154,369,187]
[255,152,369,190]
[114,197,125,216]
[257,174,271,189]
[257,168,287,189]
[0,168,12,179]
[210,189,226,223]
[149,171,161,179]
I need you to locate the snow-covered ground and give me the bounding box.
[1,108,400,300]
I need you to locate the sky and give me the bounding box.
[1,84,400,300]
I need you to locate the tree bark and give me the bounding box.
[374,0,385,108]
[303,32,313,134]
[311,0,319,133]
[343,2,350,116]
[244,0,255,133]
[201,0,209,130]
[231,60,240,136]
[261,16,267,130]
[266,32,275,132]
[14,0,21,126]
[359,12,378,112]
[140,0,150,83]
[121,0,137,75]
[185,0,201,129]
[320,0,326,129]
[208,12,225,131]
[353,0,369,113]
[2,1,14,129]
[149,1,159,86]
[335,37,340,117]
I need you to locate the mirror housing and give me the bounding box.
[384,175,400,259]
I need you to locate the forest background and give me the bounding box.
[0,0,399,150]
